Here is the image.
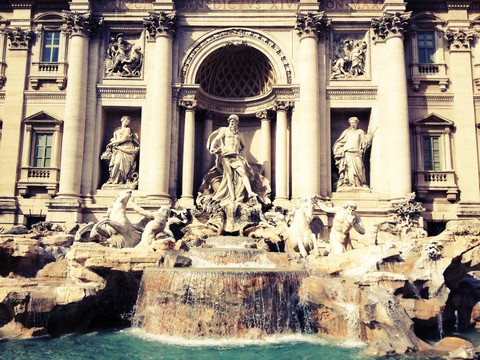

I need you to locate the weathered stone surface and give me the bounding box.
[434,337,474,352]
[448,345,480,360]
[308,245,400,277]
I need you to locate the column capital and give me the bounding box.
[447,29,475,51]
[144,12,176,39]
[295,12,330,40]
[256,109,271,121]
[371,12,411,41]
[179,99,197,111]
[274,100,294,112]
[62,11,103,38]
[6,27,34,50]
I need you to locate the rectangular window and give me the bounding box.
[417,31,435,64]
[41,31,60,62]
[423,136,441,171]
[33,133,53,168]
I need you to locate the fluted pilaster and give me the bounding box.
[256,110,272,181]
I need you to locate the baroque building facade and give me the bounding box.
[0,0,479,234]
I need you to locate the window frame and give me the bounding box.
[41,30,61,63]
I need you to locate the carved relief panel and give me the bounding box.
[330,31,369,80]
[104,31,145,78]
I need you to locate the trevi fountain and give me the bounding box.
[1,114,480,360]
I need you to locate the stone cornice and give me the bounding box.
[408,94,454,107]
[97,86,147,99]
[326,87,377,100]
[446,1,471,10]
[9,0,33,9]
[24,91,66,102]
[295,12,331,40]
[371,12,411,41]
[143,11,176,39]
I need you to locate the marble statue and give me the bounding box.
[132,204,171,248]
[76,189,142,248]
[132,203,189,248]
[198,114,270,206]
[317,200,365,254]
[101,116,140,188]
[106,33,143,77]
[333,117,372,189]
[282,197,320,258]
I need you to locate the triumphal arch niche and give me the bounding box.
[177,27,297,208]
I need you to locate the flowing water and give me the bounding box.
[0,328,446,360]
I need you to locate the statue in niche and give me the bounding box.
[101,116,140,188]
[195,114,271,234]
[331,37,367,79]
[333,117,372,190]
[105,33,143,77]
[200,114,270,206]
[317,200,365,254]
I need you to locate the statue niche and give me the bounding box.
[105,33,144,77]
[195,114,271,234]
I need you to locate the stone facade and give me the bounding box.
[0,0,479,234]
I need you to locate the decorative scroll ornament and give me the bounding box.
[371,12,411,41]
[179,99,197,110]
[143,12,176,39]
[62,11,103,37]
[295,12,331,39]
[446,29,475,50]
[6,27,35,49]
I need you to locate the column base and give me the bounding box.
[0,196,19,226]
[457,202,480,218]
[273,197,291,210]
[177,196,195,209]
[46,197,83,223]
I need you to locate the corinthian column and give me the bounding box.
[143,12,176,200]
[57,11,99,199]
[293,12,329,198]
[274,101,292,204]
[256,110,272,181]
[371,12,411,198]
[178,99,197,207]
[447,29,480,204]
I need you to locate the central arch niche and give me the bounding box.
[195,43,277,99]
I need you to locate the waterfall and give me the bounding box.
[133,268,310,338]
[436,311,443,340]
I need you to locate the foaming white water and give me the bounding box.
[125,328,366,349]
[190,255,276,269]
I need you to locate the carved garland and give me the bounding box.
[180,28,293,84]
